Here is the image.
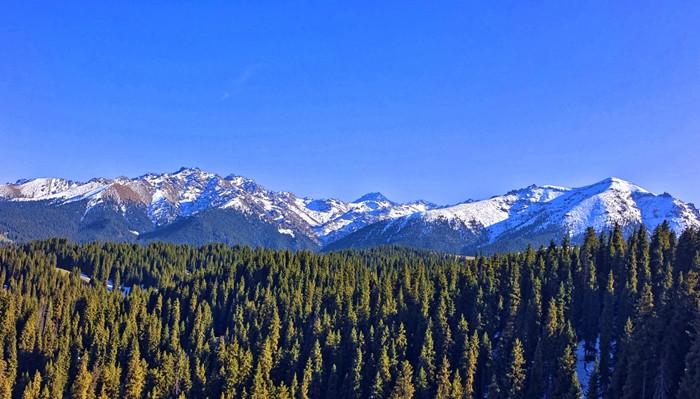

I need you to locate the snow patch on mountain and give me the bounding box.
[278,228,295,237]
[423,185,570,234]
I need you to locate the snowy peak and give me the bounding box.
[354,192,393,204]
[581,177,649,195]
[0,177,108,203]
[174,166,203,174]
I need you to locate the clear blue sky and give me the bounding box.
[1,2,699,205]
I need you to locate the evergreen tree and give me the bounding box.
[371,346,392,399]
[390,361,415,399]
[678,316,700,398]
[416,323,436,398]
[125,341,146,399]
[71,354,92,399]
[21,370,42,399]
[598,271,615,392]
[581,228,600,359]
[451,372,464,399]
[622,284,657,399]
[503,338,526,399]
[525,341,545,399]
[586,361,602,399]
[435,357,452,399]
[552,344,582,399]
[463,331,479,399]
[607,318,633,399]
[348,334,364,399]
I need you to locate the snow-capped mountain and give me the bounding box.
[326,177,700,253]
[1,170,698,253]
[0,167,434,247]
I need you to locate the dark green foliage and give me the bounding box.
[0,200,85,242]
[139,208,318,250]
[0,224,696,398]
[0,200,317,250]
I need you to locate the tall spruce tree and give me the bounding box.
[503,338,526,399]
[390,361,415,399]
[622,284,657,399]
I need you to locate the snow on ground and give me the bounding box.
[576,339,598,395]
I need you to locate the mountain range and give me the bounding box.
[1,167,698,254]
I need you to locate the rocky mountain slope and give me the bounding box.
[1,169,698,253]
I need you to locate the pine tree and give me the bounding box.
[622,284,657,399]
[416,323,436,398]
[390,361,415,399]
[348,333,364,399]
[371,346,392,399]
[652,288,691,399]
[651,222,674,298]
[21,370,42,399]
[586,361,602,399]
[464,331,479,399]
[504,338,526,399]
[451,372,464,399]
[610,223,627,297]
[435,357,452,399]
[97,363,121,399]
[396,322,408,363]
[0,359,12,399]
[71,354,92,399]
[580,228,600,359]
[477,332,494,399]
[552,344,582,399]
[607,318,633,399]
[678,316,700,398]
[125,341,146,399]
[251,363,270,399]
[525,341,545,399]
[370,370,385,399]
[300,361,312,399]
[598,271,615,392]
[251,337,273,399]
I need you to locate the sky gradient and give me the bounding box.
[1,2,699,205]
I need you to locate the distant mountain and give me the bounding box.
[1,169,698,253]
[0,167,433,249]
[326,178,700,253]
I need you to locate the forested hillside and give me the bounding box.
[0,222,698,398]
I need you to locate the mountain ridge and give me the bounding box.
[0,167,436,247]
[1,168,698,253]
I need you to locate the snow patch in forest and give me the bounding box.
[576,339,598,395]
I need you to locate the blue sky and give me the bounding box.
[1,2,699,205]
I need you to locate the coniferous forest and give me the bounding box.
[0,222,698,399]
